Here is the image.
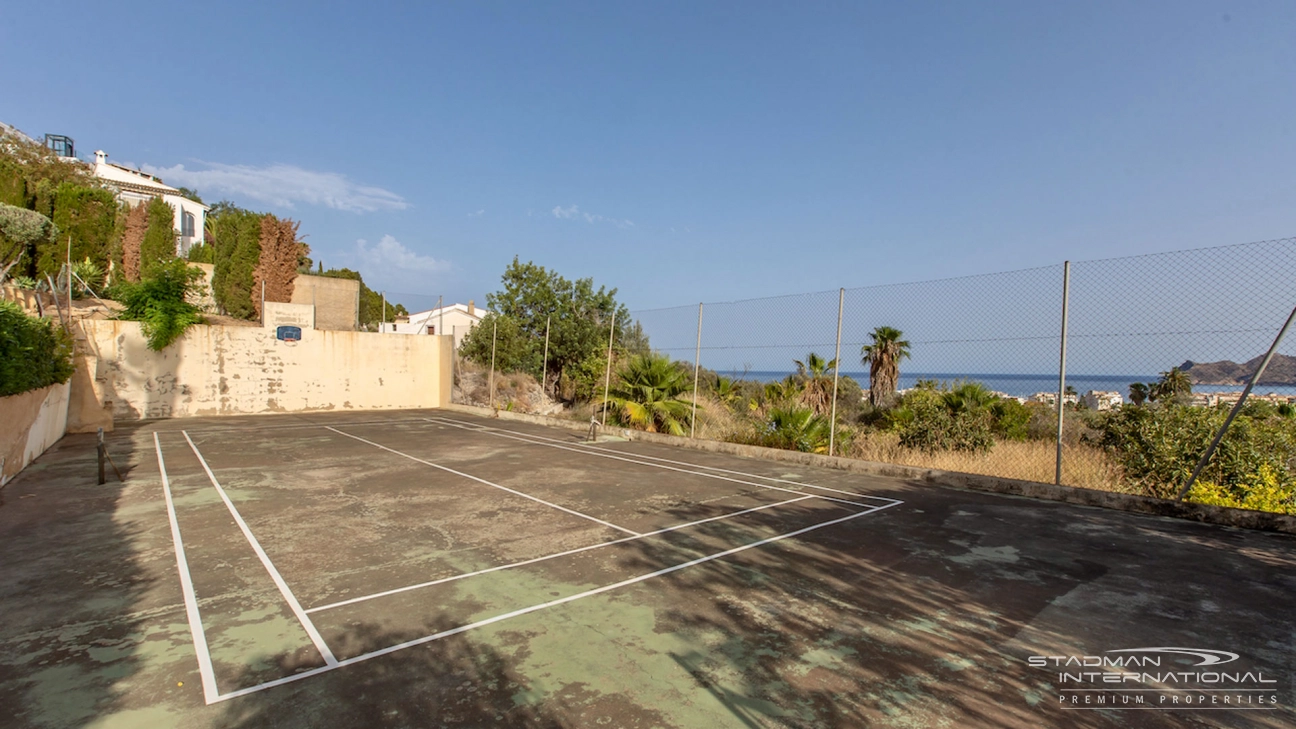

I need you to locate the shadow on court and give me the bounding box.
[0,429,157,728]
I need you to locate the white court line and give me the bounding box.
[480,420,903,505]
[325,426,642,537]
[155,433,221,705]
[182,432,339,668]
[428,415,902,505]
[177,417,436,436]
[306,494,820,613]
[211,499,901,703]
[424,416,882,509]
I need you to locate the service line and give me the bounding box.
[182,431,339,668]
[306,494,820,613]
[154,432,220,704]
[424,416,892,509]
[325,426,642,536]
[212,498,901,703]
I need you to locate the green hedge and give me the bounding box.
[0,301,74,397]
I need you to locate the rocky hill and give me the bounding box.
[1179,354,1296,385]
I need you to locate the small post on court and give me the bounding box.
[691,303,703,439]
[488,319,498,409]
[600,309,617,429]
[1055,261,1071,485]
[828,288,844,457]
[541,315,551,396]
[97,428,106,485]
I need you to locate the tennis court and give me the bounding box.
[1,409,1292,728]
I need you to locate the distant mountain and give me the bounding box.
[1179,354,1296,386]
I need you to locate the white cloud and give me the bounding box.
[142,161,408,213]
[355,235,450,273]
[551,203,634,229]
[469,209,485,217]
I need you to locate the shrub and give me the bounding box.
[1090,405,1296,501]
[42,183,116,277]
[0,301,74,397]
[887,386,994,454]
[1186,465,1296,515]
[730,406,834,454]
[139,197,178,273]
[114,259,205,350]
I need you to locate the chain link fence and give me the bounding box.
[629,237,1296,495]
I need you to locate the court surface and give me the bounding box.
[0,409,1292,728]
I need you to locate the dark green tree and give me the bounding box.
[459,257,632,400]
[138,197,178,274]
[208,203,263,318]
[39,183,117,276]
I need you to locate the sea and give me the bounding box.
[734,371,1296,400]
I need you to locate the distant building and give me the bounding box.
[1028,391,1078,406]
[92,150,209,256]
[380,301,490,348]
[1081,390,1124,411]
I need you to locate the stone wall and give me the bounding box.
[75,320,451,420]
[0,383,70,487]
[290,274,359,331]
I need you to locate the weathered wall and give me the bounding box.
[291,275,359,331]
[0,383,70,486]
[188,263,218,312]
[77,320,452,419]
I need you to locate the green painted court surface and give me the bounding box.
[1,409,1292,728]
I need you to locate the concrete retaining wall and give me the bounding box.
[441,404,1296,535]
[78,320,452,420]
[0,382,70,487]
[291,275,360,331]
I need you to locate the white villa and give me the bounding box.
[380,301,491,348]
[92,150,209,256]
[1080,390,1124,411]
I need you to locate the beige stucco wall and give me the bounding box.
[291,275,360,331]
[77,320,452,420]
[188,263,218,312]
[0,382,70,486]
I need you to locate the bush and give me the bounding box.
[886,386,994,454]
[114,259,205,350]
[42,183,116,277]
[1186,465,1296,515]
[1090,404,1296,501]
[0,301,74,397]
[139,197,178,273]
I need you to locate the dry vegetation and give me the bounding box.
[845,430,1125,491]
[453,358,562,415]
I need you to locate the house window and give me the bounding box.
[181,211,195,237]
[428,326,435,335]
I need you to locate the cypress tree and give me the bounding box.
[138,197,177,274]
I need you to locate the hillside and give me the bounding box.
[1179,353,1296,386]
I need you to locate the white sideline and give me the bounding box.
[325,426,642,536]
[462,419,903,505]
[305,494,820,613]
[424,416,886,509]
[154,433,221,705]
[182,431,339,668]
[211,499,901,703]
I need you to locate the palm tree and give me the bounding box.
[712,375,742,407]
[765,407,833,454]
[861,326,911,408]
[603,353,694,435]
[1151,367,1193,403]
[1128,382,1149,407]
[943,381,995,414]
[793,351,838,416]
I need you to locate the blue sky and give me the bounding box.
[3,1,1294,315]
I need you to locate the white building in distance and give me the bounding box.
[92,151,209,256]
[1081,390,1124,411]
[380,301,490,348]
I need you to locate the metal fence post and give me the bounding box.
[97,428,105,485]
[542,315,551,396]
[260,279,266,327]
[1055,261,1071,485]
[600,309,617,427]
[381,291,386,333]
[828,288,844,457]
[691,303,703,438]
[1176,301,1296,501]
[437,295,443,336]
[488,319,498,409]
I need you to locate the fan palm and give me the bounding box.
[765,407,833,453]
[861,326,911,408]
[603,353,694,435]
[793,351,838,416]
[1128,382,1149,407]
